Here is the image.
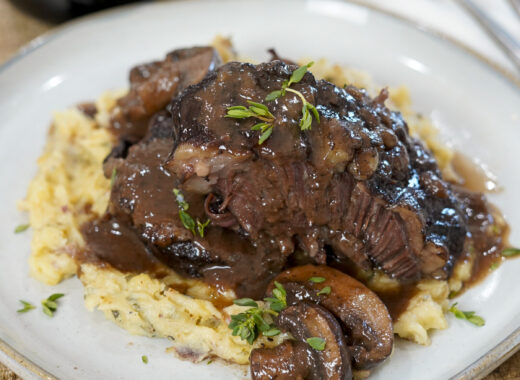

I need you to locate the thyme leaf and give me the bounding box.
[263,328,281,337]
[229,306,271,344]
[288,62,314,86]
[229,284,288,344]
[233,298,258,307]
[448,303,485,327]
[502,247,520,257]
[227,62,319,145]
[14,224,30,234]
[317,286,331,296]
[197,219,211,238]
[173,189,211,237]
[264,281,287,312]
[17,300,35,313]
[306,337,326,351]
[41,293,64,317]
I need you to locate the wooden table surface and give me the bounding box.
[0,0,519,378]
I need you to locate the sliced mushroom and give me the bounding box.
[250,341,312,379]
[267,265,393,370]
[250,302,352,380]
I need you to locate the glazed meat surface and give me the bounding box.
[110,46,221,141]
[165,60,467,284]
[87,57,476,299]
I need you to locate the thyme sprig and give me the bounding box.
[265,61,319,131]
[173,189,211,237]
[263,281,287,312]
[228,282,288,344]
[225,62,319,144]
[228,299,278,344]
[226,101,275,145]
[226,101,275,122]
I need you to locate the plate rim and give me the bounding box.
[1,0,518,379]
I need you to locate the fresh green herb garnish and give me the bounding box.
[251,122,274,145]
[228,305,273,344]
[226,101,275,121]
[17,300,35,313]
[226,101,275,145]
[41,293,64,317]
[263,281,287,312]
[317,286,331,296]
[233,298,259,307]
[448,303,485,327]
[490,262,499,271]
[207,359,213,365]
[173,188,210,237]
[226,62,319,144]
[197,219,211,238]
[229,284,287,344]
[502,247,520,257]
[14,224,30,234]
[309,276,326,284]
[262,327,281,337]
[110,168,117,187]
[306,337,326,351]
[142,355,148,364]
[265,62,319,132]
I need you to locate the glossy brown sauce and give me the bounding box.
[82,133,508,314]
[461,219,509,291]
[368,155,508,317]
[451,152,500,193]
[81,216,160,273]
[448,154,509,293]
[77,54,509,318]
[81,216,235,310]
[377,285,419,321]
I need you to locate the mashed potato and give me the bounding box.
[20,40,471,367]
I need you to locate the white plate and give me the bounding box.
[1,1,519,379]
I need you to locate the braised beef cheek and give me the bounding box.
[166,60,467,285]
[82,56,505,301]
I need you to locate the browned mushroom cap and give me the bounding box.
[268,265,393,370]
[250,302,352,380]
[250,341,312,379]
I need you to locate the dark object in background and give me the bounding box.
[9,0,147,23]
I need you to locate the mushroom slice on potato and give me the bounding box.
[250,302,352,380]
[268,265,393,370]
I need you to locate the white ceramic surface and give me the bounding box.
[0,1,519,379]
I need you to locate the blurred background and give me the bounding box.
[0,0,151,63]
[1,0,519,73]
